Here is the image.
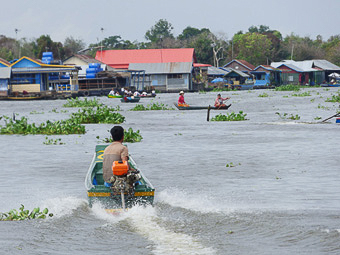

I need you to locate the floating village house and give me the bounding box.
[222,59,255,85]
[251,65,281,87]
[0,53,79,98]
[271,60,340,85]
[63,54,131,96]
[95,48,197,92]
[0,58,11,96]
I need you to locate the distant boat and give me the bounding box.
[174,103,231,110]
[121,96,141,103]
[108,94,123,98]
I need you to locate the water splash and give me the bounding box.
[91,204,215,255]
[41,196,87,218]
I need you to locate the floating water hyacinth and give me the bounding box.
[0,204,53,221]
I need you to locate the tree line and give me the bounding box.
[1,19,339,67]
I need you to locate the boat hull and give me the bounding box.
[174,103,231,110]
[85,145,155,210]
[121,97,141,103]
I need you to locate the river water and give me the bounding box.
[0,87,340,254]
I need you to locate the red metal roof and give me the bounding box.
[235,59,255,70]
[193,63,211,67]
[95,48,196,69]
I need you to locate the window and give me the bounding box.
[168,74,183,79]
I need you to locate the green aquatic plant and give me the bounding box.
[0,204,53,221]
[63,97,103,108]
[71,106,125,124]
[50,108,69,113]
[211,111,247,121]
[30,110,44,114]
[226,162,241,167]
[325,92,340,103]
[314,116,322,120]
[211,87,237,92]
[291,91,311,97]
[0,116,85,135]
[130,104,148,111]
[43,137,65,145]
[275,112,300,120]
[275,84,300,91]
[97,128,143,143]
[318,104,331,110]
[130,102,174,111]
[258,92,269,97]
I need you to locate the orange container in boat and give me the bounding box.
[112,161,129,176]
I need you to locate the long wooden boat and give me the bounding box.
[174,103,231,110]
[121,96,141,103]
[6,96,44,100]
[108,94,123,98]
[85,145,155,212]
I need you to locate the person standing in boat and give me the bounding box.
[103,126,139,190]
[178,91,188,107]
[108,89,115,96]
[214,94,231,108]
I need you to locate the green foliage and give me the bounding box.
[314,116,322,120]
[233,32,272,66]
[211,87,236,92]
[130,102,174,111]
[325,92,340,102]
[275,112,300,120]
[258,92,269,97]
[63,97,103,107]
[275,84,301,91]
[0,204,53,221]
[211,111,247,121]
[226,162,241,167]
[145,19,174,43]
[0,115,85,135]
[30,110,44,114]
[291,91,311,97]
[318,104,331,110]
[97,128,143,143]
[71,106,125,124]
[43,137,64,145]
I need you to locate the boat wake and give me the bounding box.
[41,196,88,218]
[158,188,235,215]
[91,204,216,255]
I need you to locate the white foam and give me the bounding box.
[158,188,232,214]
[41,196,87,218]
[127,206,216,255]
[91,204,215,255]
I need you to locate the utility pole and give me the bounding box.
[291,44,294,60]
[100,27,104,62]
[15,28,20,59]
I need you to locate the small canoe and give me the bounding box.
[85,145,155,212]
[108,95,123,98]
[6,96,43,100]
[174,103,231,110]
[121,97,141,103]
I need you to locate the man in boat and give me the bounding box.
[103,126,140,194]
[178,91,189,107]
[214,94,231,108]
[108,89,115,96]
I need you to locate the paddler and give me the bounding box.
[178,91,189,107]
[214,94,231,108]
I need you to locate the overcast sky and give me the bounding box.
[1,0,339,45]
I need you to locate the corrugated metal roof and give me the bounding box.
[224,59,255,70]
[313,60,340,70]
[129,62,192,74]
[208,66,229,75]
[12,67,77,73]
[0,58,10,66]
[0,67,11,78]
[96,48,196,66]
[63,54,104,64]
[271,59,340,72]
[219,67,250,77]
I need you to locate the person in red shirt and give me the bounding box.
[178,91,189,107]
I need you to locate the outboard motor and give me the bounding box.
[111,161,140,210]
